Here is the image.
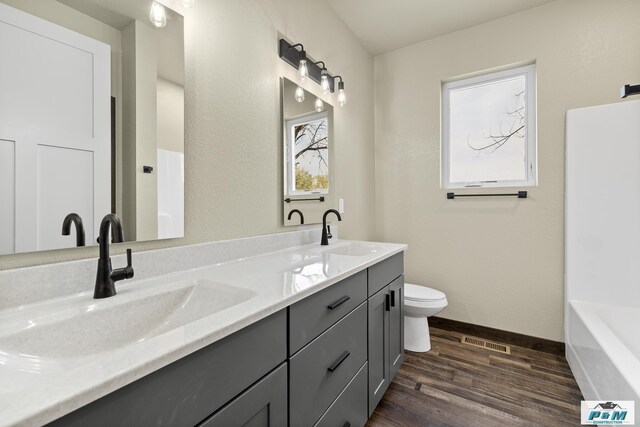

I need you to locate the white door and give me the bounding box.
[0,3,110,254]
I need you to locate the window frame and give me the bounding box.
[285,110,330,196]
[441,63,537,189]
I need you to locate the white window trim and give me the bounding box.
[285,110,329,195]
[441,64,537,189]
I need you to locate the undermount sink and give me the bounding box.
[316,242,384,257]
[0,279,255,360]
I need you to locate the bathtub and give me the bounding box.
[566,300,640,403]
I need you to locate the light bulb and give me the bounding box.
[149,1,167,28]
[298,59,308,82]
[314,97,324,112]
[295,86,305,103]
[337,88,346,107]
[181,0,195,7]
[321,74,330,95]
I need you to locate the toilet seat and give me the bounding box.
[404,283,446,302]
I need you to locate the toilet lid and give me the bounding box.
[404,283,446,301]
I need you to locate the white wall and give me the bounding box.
[374,0,640,341]
[1,0,374,269]
[157,78,184,154]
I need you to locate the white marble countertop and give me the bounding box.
[0,237,406,427]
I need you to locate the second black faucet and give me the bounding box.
[321,209,342,245]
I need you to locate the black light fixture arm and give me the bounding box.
[333,75,345,91]
[621,84,640,98]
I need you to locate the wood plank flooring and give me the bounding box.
[367,325,583,426]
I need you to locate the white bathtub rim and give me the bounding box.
[567,343,598,400]
[569,299,640,401]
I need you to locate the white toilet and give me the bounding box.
[404,283,448,352]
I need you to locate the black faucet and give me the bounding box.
[61,213,85,247]
[321,209,342,245]
[94,214,134,299]
[287,209,305,224]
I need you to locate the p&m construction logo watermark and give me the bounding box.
[581,401,635,425]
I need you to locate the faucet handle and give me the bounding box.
[326,225,332,239]
[111,248,134,282]
[124,249,134,279]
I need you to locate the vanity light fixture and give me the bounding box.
[314,97,324,112]
[279,39,340,95]
[315,61,331,95]
[334,76,347,107]
[149,1,167,28]
[289,44,308,82]
[295,86,305,103]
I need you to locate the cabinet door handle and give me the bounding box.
[328,351,350,372]
[327,295,350,310]
[391,290,396,307]
[385,293,390,311]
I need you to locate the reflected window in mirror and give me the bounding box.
[286,111,330,195]
[281,77,335,227]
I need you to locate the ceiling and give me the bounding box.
[325,0,555,56]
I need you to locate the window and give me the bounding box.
[442,64,536,189]
[286,111,329,195]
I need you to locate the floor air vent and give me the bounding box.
[461,335,511,354]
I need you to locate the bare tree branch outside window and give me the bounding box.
[293,117,329,191]
[467,91,525,153]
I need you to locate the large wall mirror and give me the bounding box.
[0,0,185,255]
[281,77,335,226]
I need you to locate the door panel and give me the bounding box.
[200,363,288,427]
[0,3,110,253]
[367,285,390,416]
[37,145,94,250]
[0,139,15,255]
[389,275,405,378]
[0,17,94,137]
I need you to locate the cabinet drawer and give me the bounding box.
[314,362,368,427]
[47,310,287,427]
[289,270,367,355]
[290,302,367,427]
[200,363,288,427]
[368,252,403,296]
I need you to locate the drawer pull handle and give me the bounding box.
[391,290,396,307]
[328,351,350,372]
[327,295,350,310]
[385,293,390,311]
[343,423,351,427]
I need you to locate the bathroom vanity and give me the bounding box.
[0,230,405,427]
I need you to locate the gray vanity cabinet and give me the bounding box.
[367,285,391,415]
[47,310,287,427]
[199,362,288,427]
[389,275,405,378]
[314,362,369,427]
[366,253,404,416]
[46,251,405,427]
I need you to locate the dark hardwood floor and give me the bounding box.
[367,325,583,426]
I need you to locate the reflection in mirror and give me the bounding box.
[0,0,185,255]
[282,78,335,226]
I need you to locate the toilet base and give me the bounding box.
[404,315,431,352]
